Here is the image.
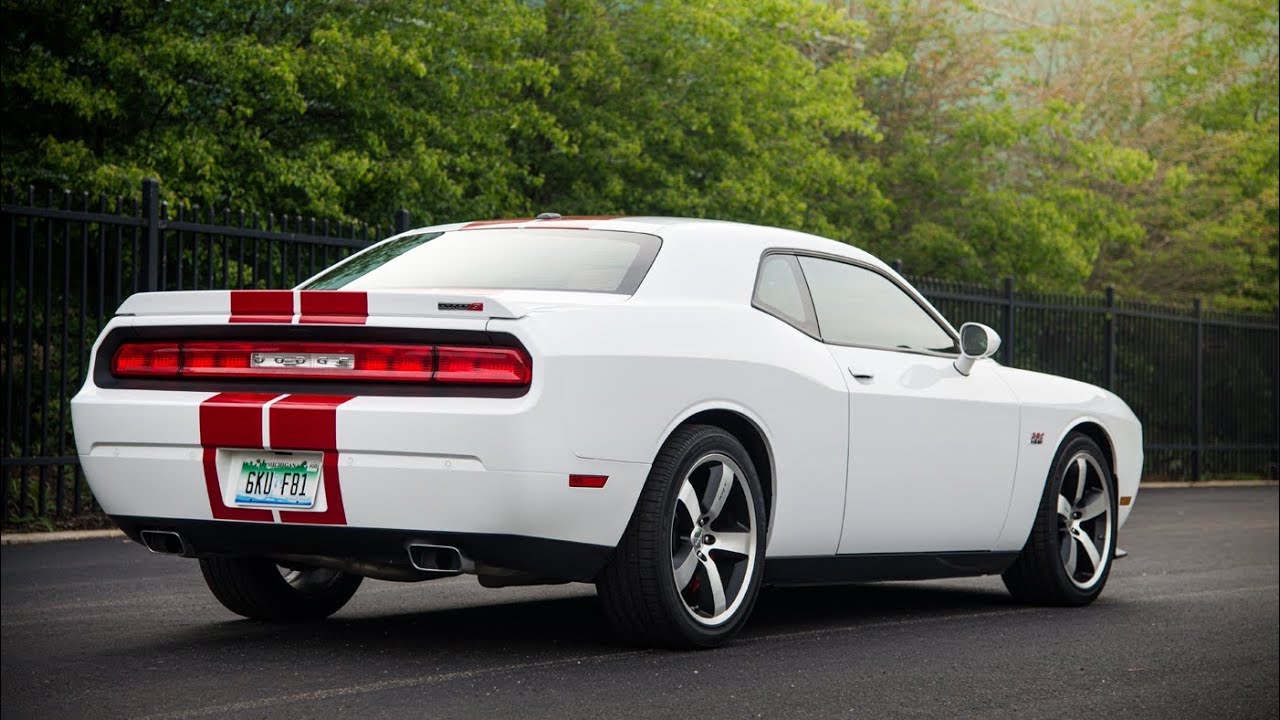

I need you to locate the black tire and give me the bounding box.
[199,556,362,621]
[1003,432,1118,606]
[597,424,767,649]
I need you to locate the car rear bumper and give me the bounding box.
[73,385,652,555]
[112,515,613,582]
[81,445,649,549]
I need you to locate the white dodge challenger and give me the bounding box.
[71,216,1142,647]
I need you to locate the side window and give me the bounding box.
[797,256,958,354]
[753,254,819,337]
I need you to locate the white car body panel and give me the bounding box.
[991,369,1143,550]
[71,216,1143,585]
[829,346,1021,554]
[506,303,850,556]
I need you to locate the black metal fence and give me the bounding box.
[2,179,411,528]
[3,179,1278,527]
[909,277,1278,484]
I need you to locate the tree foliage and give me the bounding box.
[851,0,1277,308]
[2,0,1276,309]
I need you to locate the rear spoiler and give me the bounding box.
[115,290,524,321]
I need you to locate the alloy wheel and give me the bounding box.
[669,453,759,626]
[1056,452,1113,590]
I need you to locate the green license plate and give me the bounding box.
[232,453,321,509]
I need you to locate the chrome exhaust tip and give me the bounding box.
[407,544,468,574]
[139,530,190,556]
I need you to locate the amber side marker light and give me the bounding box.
[1119,496,1133,506]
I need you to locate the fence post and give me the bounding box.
[394,209,412,235]
[1193,298,1204,481]
[891,258,903,275]
[140,178,161,292]
[1003,277,1016,367]
[1104,286,1116,390]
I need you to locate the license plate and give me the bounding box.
[232,453,321,509]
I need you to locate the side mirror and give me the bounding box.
[954,322,1002,376]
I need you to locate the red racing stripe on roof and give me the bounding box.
[519,216,622,230]
[230,290,294,324]
[460,218,534,229]
[459,216,623,231]
[550,215,621,221]
[299,291,367,325]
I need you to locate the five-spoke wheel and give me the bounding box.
[598,425,766,648]
[1056,453,1113,590]
[1004,432,1117,605]
[670,453,759,626]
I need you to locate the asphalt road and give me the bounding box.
[2,487,1277,720]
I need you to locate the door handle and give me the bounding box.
[848,367,875,382]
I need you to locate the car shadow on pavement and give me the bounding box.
[147,594,619,658]
[138,580,1019,659]
[747,581,1019,636]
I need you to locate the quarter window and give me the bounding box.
[797,256,958,354]
[753,254,818,336]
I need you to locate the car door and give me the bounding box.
[794,255,1021,554]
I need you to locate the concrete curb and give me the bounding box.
[1,481,1275,544]
[1,529,125,545]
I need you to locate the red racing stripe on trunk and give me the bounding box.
[230,290,294,323]
[271,395,353,526]
[199,392,279,522]
[299,291,367,325]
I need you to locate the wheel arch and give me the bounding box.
[1065,419,1117,479]
[995,414,1125,553]
[658,406,776,532]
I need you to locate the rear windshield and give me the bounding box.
[302,228,662,294]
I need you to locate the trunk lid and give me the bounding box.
[115,288,626,322]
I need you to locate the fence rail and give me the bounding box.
[3,179,1278,527]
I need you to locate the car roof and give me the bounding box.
[397,216,915,310]
[409,216,885,269]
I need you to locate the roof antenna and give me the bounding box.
[535,212,562,220]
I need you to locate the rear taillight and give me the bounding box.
[436,346,532,385]
[110,341,530,385]
[112,342,181,377]
[181,342,437,382]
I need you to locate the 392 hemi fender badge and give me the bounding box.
[438,302,484,312]
[1029,432,1045,445]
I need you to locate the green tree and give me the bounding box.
[526,0,889,242]
[849,1,1154,290]
[1,0,560,221]
[851,0,1277,307]
[2,0,1276,310]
